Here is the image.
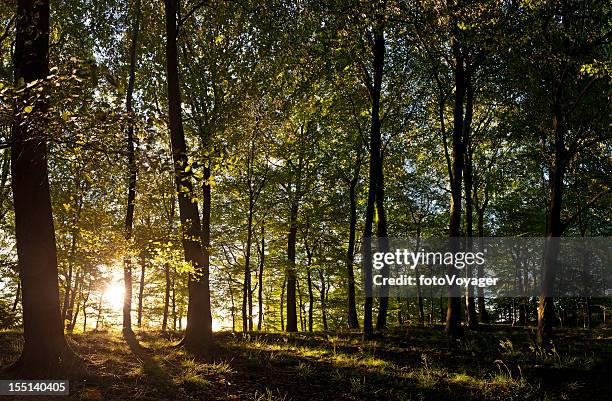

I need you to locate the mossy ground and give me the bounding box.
[0,325,610,400]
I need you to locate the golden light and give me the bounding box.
[104,282,124,311]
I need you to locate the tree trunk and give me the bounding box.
[446,37,465,338]
[346,176,360,329]
[280,276,286,331]
[414,231,425,325]
[172,275,177,331]
[475,189,489,323]
[8,0,79,378]
[257,224,265,331]
[137,254,145,327]
[297,276,305,331]
[463,73,478,330]
[372,24,389,332]
[286,187,300,332]
[305,239,314,332]
[122,0,141,337]
[537,106,566,347]
[162,263,170,332]
[164,0,212,355]
[12,281,21,312]
[363,20,387,339]
[318,268,328,331]
[242,205,253,333]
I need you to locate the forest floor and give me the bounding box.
[0,325,610,401]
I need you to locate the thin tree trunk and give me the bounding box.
[257,224,265,331]
[319,268,328,331]
[346,175,360,329]
[305,239,314,332]
[446,36,465,338]
[12,281,20,312]
[280,276,286,331]
[137,254,145,327]
[297,276,305,331]
[463,73,478,330]
[164,0,212,355]
[475,189,489,323]
[414,231,425,325]
[122,0,141,337]
[172,275,177,331]
[286,166,301,332]
[162,263,170,332]
[242,205,253,333]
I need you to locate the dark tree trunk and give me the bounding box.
[474,188,489,323]
[257,224,265,331]
[297,276,305,331]
[463,73,478,330]
[162,263,170,332]
[305,239,314,332]
[242,206,253,333]
[537,107,566,347]
[414,231,425,325]
[372,25,389,332]
[346,176,360,329]
[446,37,465,338]
[12,281,21,312]
[8,0,79,378]
[164,0,212,355]
[280,276,286,331]
[363,21,387,339]
[122,0,141,337]
[286,182,300,332]
[172,275,177,331]
[319,268,328,331]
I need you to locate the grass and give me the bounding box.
[0,325,610,400]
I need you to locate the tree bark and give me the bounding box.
[285,157,302,332]
[12,281,21,313]
[318,268,328,331]
[463,72,478,330]
[122,0,141,337]
[474,188,489,323]
[164,0,212,355]
[537,106,566,347]
[162,263,170,332]
[242,204,253,333]
[306,241,314,332]
[372,24,389,332]
[8,0,81,378]
[362,20,387,339]
[137,254,145,327]
[257,224,265,331]
[346,172,360,329]
[446,37,465,338]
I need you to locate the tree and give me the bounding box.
[8,0,79,377]
[163,0,212,355]
[122,0,141,337]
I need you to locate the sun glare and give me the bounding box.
[104,282,124,311]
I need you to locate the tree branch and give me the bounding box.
[562,188,611,232]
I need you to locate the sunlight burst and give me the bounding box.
[104,282,124,311]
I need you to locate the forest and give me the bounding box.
[0,0,611,400]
